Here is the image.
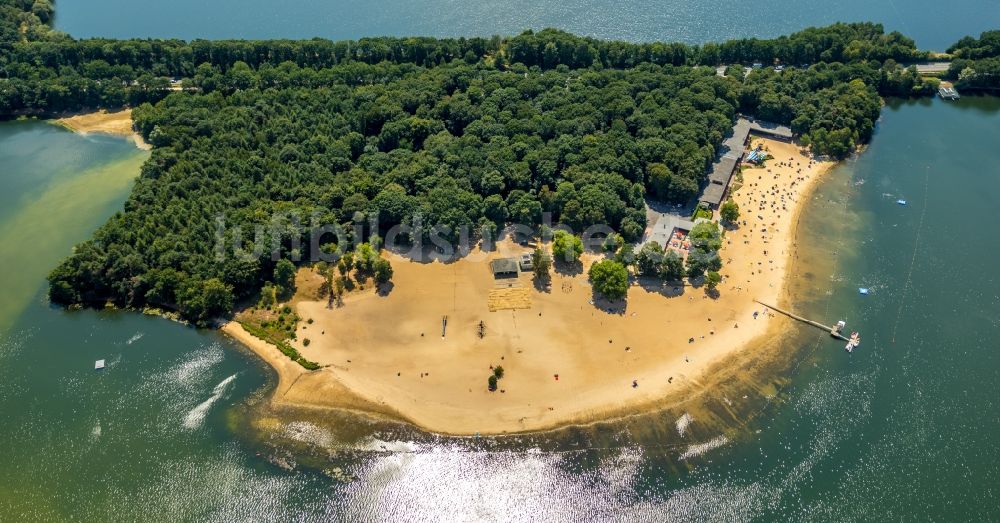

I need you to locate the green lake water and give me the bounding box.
[1,100,997,520]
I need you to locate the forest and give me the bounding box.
[946,31,1000,90]
[0,2,977,323]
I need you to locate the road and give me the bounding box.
[715,62,951,76]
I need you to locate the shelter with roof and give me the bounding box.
[490,258,520,279]
[747,118,793,141]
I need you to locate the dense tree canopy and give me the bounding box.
[0,0,56,46]
[947,31,1000,59]
[945,32,1000,91]
[5,6,949,323]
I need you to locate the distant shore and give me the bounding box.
[52,109,151,150]
[229,138,835,435]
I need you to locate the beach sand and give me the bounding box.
[54,109,150,150]
[235,138,834,435]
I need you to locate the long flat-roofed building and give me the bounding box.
[698,117,795,209]
[699,119,750,209]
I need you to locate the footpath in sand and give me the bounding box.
[54,109,150,150]
[234,138,834,435]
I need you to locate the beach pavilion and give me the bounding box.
[490,258,520,279]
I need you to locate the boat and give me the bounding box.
[896,199,907,205]
[831,320,846,336]
[94,359,106,370]
[845,332,861,353]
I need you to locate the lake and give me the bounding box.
[55,0,998,51]
[3,4,1000,520]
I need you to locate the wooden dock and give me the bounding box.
[753,300,848,341]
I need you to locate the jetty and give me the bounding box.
[938,85,960,100]
[753,300,849,341]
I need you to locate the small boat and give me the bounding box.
[94,359,106,370]
[831,320,846,336]
[859,287,869,295]
[845,332,861,353]
[896,199,907,205]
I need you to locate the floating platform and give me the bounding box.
[94,359,106,370]
[938,86,960,100]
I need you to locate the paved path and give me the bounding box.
[914,62,950,74]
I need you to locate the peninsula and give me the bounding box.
[6,11,993,434]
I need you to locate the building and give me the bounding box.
[699,119,750,209]
[645,215,695,251]
[490,258,520,279]
[698,117,795,209]
[519,253,534,271]
[747,118,794,141]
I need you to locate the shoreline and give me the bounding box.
[228,138,837,436]
[50,109,151,150]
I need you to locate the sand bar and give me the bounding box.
[53,109,150,150]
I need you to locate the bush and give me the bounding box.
[238,321,319,370]
[488,375,498,391]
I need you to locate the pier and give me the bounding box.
[938,82,960,100]
[753,300,849,341]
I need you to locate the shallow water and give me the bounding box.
[0,100,998,520]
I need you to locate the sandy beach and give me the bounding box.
[235,138,834,435]
[53,109,151,150]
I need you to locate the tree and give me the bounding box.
[647,163,675,200]
[488,374,498,391]
[258,282,277,308]
[589,260,629,300]
[659,250,686,281]
[532,247,552,280]
[705,271,722,290]
[614,244,636,268]
[636,242,664,277]
[551,230,584,264]
[720,199,740,224]
[201,278,234,319]
[273,259,296,296]
[689,222,722,251]
[354,243,377,275]
[602,233,623,253]
[685,249,721,279]
[373,258,393,284]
